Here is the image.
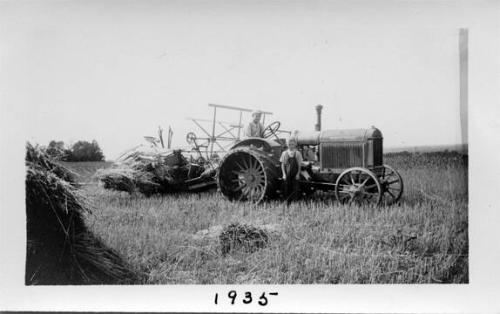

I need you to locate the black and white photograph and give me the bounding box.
[0,0,499,312]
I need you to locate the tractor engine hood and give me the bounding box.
[291,127,383,145]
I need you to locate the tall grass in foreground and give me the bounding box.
[79,152,468,284]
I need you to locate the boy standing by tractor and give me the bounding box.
[280,138,303,205]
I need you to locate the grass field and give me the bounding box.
[63,152,468,284]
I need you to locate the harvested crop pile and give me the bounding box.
[219,223,269,255]
[26,145,79,186]
[25,143,140,285]
[96,146,213,195]
[97,167,162,195]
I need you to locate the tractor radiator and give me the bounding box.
[320,142,365,169]
[372,138,383,166]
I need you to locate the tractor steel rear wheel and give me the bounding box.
[218,148,279,203]
[335,167,382,205]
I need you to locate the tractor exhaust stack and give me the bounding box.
[315,105,323,131]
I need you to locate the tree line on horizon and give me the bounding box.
[44,140,105,162]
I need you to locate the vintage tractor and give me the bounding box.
[217,115,403,205]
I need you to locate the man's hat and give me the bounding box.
[251,110,262,117]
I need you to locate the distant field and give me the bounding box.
[67,152,468,284]
[61,161,113,183]
[385,144,468,154]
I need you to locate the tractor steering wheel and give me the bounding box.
[186,132,197,144]
[262,121,281,139]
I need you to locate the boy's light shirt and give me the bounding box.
[279,149,303,164]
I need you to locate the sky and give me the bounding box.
[0,0,489,159]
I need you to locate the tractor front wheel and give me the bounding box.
[379,164,403,205]
[335,167,382,205]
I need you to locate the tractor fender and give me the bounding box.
[230,138,281,151]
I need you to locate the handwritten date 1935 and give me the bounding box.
[214,291,278,306]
